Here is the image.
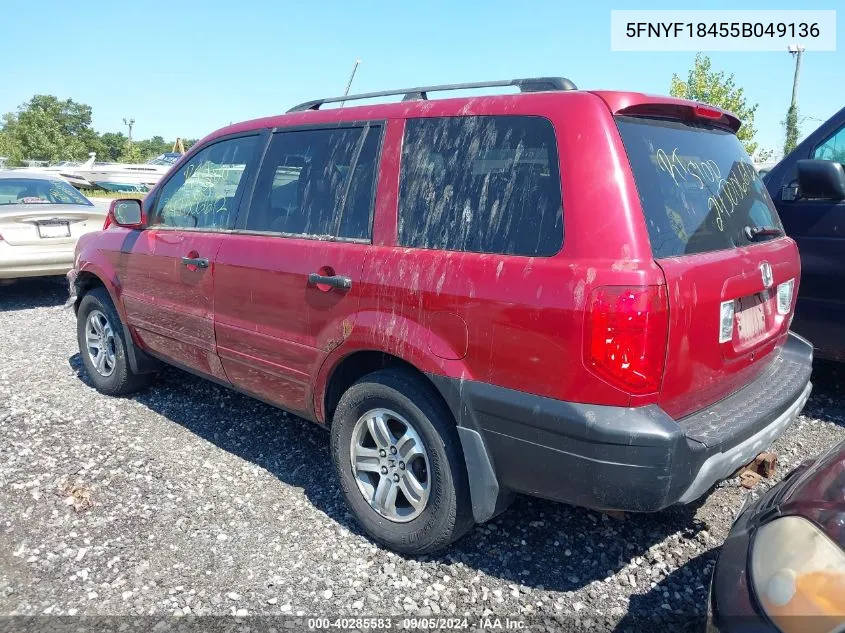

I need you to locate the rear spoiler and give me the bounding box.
[591,91,742,134]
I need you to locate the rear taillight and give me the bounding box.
[777,279,795,315]
[585,285,669,395]
[719,300,735,343]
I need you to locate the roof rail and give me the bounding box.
[287,77,577,113]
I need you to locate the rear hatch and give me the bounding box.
[616,115,800,419]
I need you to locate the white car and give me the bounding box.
[0,171,107,280]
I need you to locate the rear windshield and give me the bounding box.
[616,116,781,258]
[0,177,92,207]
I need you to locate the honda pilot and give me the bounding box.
[68,77,813,554]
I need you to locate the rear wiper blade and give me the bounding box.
[744,225,784,241]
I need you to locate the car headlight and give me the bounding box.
[750,516,845,633]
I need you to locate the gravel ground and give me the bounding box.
[1,277,844,631]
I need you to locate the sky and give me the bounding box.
[1,0,842,159]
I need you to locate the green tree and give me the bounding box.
[0,93,198,166]
[135,135,171,160]
[119,140,142,163]
[756,147,775,162]
[0,113,23,165]
[670,53,764,157]
[784,105,800,155]
[3,95,101,162]
[99,132,127,162]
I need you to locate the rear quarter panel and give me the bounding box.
[317,93,667,415]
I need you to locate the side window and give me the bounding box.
[339,126,381,239]
[398,115,563,256]
[150,135,259,230]
[246,125,380,240]
[813,126,845,164]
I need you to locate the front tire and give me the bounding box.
[76,287,151,396]
[330,368,474,555]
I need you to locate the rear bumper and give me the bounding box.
[0,243,74,279]
[429,332,813,522]
[678,382,810,503]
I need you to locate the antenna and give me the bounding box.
[340,59,362,107]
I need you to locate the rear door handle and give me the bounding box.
[308,273,352,290]
[181,256,209,268]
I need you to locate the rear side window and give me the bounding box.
[398,116,562,256]
[339,127,381,239]
[617,116,782,258]
[246,125,380,240]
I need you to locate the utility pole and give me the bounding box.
[784,45,804,155]
[123,117,135,144]
[788,45,804,110]
[340,59,361,107]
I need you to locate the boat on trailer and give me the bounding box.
[72,153,171,192]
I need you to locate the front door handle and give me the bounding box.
[308,273,352,290]
[181,256,209,268]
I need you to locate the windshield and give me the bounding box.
[0,177,93,206]
[616,116,782,258]
[147,153,182,166]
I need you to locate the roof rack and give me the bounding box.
[287,76,577,113]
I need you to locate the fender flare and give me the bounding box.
[72,263,159,375]
[313,312,510,523]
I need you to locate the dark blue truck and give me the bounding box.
[765,106,845,360]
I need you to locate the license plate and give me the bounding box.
[38,222,70,238]
[736,294,767,342]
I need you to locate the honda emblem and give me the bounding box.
[760,262,773,289]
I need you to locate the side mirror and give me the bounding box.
[109,198,145,229]
[797,159,845,201]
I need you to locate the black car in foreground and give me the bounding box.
[709,438,845,633]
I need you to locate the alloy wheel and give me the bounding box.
[84,309,117,377]
[349,408,431,522]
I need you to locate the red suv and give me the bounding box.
[69,77,814,555]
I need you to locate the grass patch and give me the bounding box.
[79,189,146,200]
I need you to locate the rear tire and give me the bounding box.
[76,287,151,396]
[330,368,474,555]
